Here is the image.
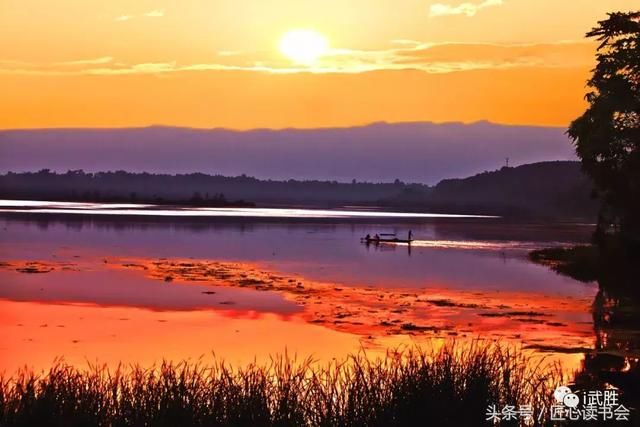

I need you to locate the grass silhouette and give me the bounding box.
[0,343,562,426]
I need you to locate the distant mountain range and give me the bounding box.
[0,161,598,219]
[0,122,577,184]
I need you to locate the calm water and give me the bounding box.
[0,201,598,373]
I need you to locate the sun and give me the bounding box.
[279,29,329,66]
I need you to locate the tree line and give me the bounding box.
[0,169,428,207]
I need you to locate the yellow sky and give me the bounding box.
[0,0,637,129]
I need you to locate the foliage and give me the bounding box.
[0,162,598,219]
[529,246,600,283]
[0,344,562,427]
[428,161,597,219]
[568,11,640,240]
[0,169,429,207]
[530,240,640,414]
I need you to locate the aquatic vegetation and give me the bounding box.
[108,257,591,349]
[529,245,599,283]
[532,241,640,415]
[0,344,562,426]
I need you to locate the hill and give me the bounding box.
[0,122,576,184]
[422,161,598,218]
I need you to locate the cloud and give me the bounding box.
[144,9,165,17]
[0,41,595,77]
[56,57,114,66]
[429,0,503,17]
[391,39,424,46]
[115,10,164,22]
[217,51,242,56]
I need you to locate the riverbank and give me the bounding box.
[530,241,640,418]
[529,245,599,283]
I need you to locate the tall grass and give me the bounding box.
[0,343,562,426]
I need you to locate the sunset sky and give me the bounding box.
[1,0,637,129]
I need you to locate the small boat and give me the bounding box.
[361,234,413,244]
[363,237,413,244]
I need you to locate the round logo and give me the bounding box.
[563,393,580,408]
[554,386,572,403]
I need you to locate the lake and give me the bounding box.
[0,201,598,374]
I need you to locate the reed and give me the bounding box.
[0,343,562,426]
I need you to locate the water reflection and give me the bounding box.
[1,215,593,295]
[363,239,413,256]
[0,268,298,313]
[0,300,364,373]
[0,212,600,378]
[0,200,495,219]
[570,246,640,412]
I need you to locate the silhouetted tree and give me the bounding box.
[568,11,640,242]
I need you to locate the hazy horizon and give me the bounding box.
[0,121,577,184]
[0,119,566,132]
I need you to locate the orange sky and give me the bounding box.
[0,0,637,129]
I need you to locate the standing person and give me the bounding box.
[408,230,413,241]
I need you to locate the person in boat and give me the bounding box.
[365,233,371,241]
[374,233,380,242]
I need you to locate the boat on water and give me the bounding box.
[361,232,413,244]
[362,237,413,244]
